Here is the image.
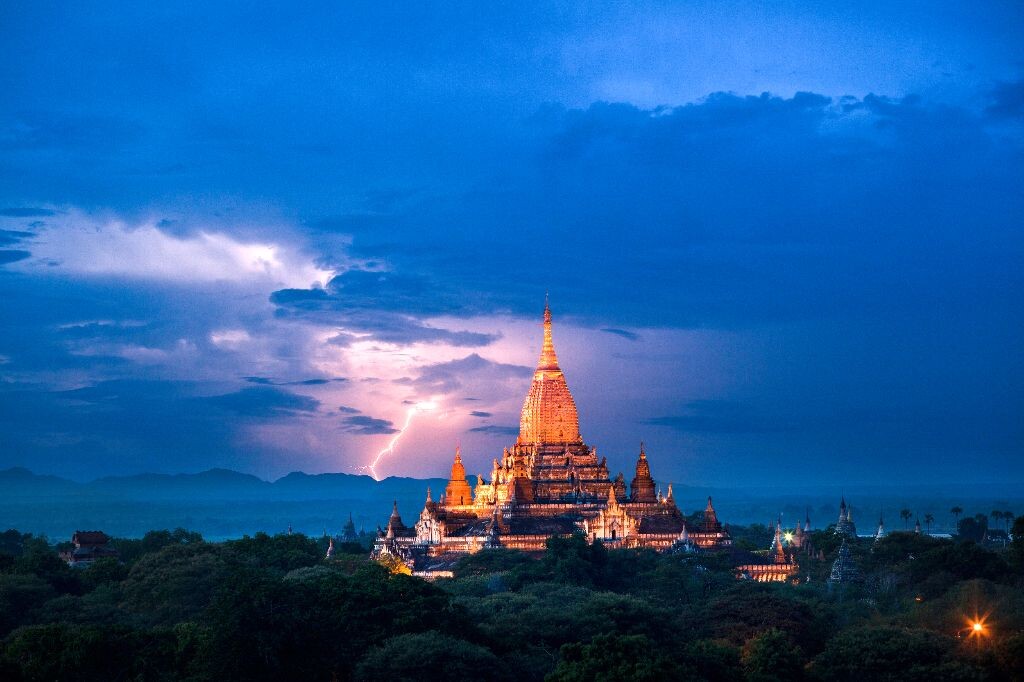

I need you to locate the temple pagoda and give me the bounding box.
[834,496,857,537]
[373,301,731,577]
[828,538,861,588]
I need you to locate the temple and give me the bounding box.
[59,530,119,568]
[834,496,857,537]
[734,520,799,583]
[372,301,731,577]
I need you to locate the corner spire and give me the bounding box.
[445,445,472,506]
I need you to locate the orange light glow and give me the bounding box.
[965,615,990,640]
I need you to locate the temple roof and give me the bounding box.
[72,531,110,547]
[638,515,686,534]
[508,516,580,536]
[518,300,581,445]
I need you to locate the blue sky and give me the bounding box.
[0,2,1021,486]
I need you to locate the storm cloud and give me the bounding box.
[0,3,1020,484]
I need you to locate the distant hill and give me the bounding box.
[1,467,1020,542]
[0,466,447,502]
[0,467,448,540]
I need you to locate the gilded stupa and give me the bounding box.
[518,300,580,445]
[372,300,732,577]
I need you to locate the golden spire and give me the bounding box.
[518,298,580,444]
[538,296,560,371]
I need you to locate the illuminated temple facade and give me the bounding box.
[373,302,732,577]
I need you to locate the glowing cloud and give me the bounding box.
[14,212,332,288]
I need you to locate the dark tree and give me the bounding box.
[811,626,978,681]
[741,628,805,682]
[547,633,683,682]
[950,506,963,529]
[355,631,507,682]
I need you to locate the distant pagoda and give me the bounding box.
[834,496,857,538]
[828,538,860,587]
[373,300,731,577]
[341,512,358,542]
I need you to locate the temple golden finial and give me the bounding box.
[538,295,559,371]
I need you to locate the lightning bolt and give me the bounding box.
[365,400,437,480]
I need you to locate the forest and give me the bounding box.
[1,520,1022,681]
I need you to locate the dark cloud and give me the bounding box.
[268,288,331,306]
[57,321,153,341]
[987,80,1024,119]
[0,250,32,264]
[468,425,519,436]
[326,332,357,347]
[644,400,791,435]
[243,376,336,386]
[0,230,34,246]
[338,405,361,414]
[469,410,492,418]
[340,415,398,435]
[0,208,54,217]
[400,353,531,395]
[200,387,320,418]
[600,328,639,341]
[0,380,228,477]
[272,285,500,346]
[0,377,338,478]
[329,91,1019,336]
[0,111,142,153]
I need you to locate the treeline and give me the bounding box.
[0,523,1022,681]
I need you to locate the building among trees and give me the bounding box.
[733,520,800,582]
[59,530,119,567]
